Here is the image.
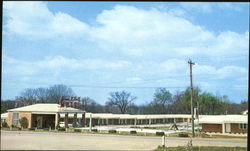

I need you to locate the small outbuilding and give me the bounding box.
[199,115,248,134]
[1,113,8,123]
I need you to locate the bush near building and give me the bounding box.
[19,117,28,129]
[58,127,66,131]
[108,130,116,133]
[74,129,82,132]
[1,121,9,128]
[130,130,137,134]
[178,132,189,137]
[156,132,165,136]
[91,129,98,132]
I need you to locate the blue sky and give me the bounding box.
[2,2,249,105]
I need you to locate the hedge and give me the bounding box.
[108,130,117,133]
[91,129,98,132]
[156,132,165,136]
[178,132,189,137]
[74,129,82,132]
[130,130,137,134]
[58,127,66,131]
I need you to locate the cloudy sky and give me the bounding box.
[2,2,249,105]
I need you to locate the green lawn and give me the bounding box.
[155,146,247,151]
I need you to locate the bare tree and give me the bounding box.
[34,87,50,103]
[107,91,137,114]
[19,88,37,105]
[47,84,75,103]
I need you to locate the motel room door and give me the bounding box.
[37,116,43,129]
[225,123,231,133]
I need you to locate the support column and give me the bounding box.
[118,119,121,125]
[106,119,108,125]
[73,113,77,127]
[57,113,60,127]
[222,123,225,134]
[89,113,92,131]
[134,118,137,125]
[64,113,69,128]
[82,112,86,127]
[98,119,100,125]
[149,119,151,125]
[55,113,58,128]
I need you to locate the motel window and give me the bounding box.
[12,112,19,126]
[239,123,247,130]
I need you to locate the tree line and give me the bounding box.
[1,84,248,115]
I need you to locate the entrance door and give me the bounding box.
[37,116,43,129]
[225,123,231,133]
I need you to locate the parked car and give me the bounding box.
[59,122,73,128]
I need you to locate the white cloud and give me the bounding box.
[216,66,247,79]
[217,3,242,11]
[3,1,89,39]
[193,64,248,79]
[89,5,248,58]
[3,55,133,76]
[126,77,142,82]
[3,2,248,58]
[180,2,213,13]
[2,2,248,102]
[180,2,243,13]
[160,59,187,73]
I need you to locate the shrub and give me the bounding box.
[130,130,137,134]
[29,127,35,130]
[178,132,189,137]
[58,127,65,131]
[108,130,116,133]
[19,117,28,129]
[91,129,98,132]
[1,121,9,128]
[131,126,140,128]
[74,129,82,132]
[156,132,165,136]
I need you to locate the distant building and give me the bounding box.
[1,113,8,123]
[242,110,248,115]
[199,115,248,134]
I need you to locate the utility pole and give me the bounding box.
[188,59,195,138]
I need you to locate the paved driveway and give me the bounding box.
[1,130,247,150]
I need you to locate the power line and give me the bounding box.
[68,85,187,89]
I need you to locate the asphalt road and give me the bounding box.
[1,130,247,150]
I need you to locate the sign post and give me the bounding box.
[162,135,165,147]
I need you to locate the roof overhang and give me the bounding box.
[31,112,57,115]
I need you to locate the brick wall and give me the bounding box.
[19,112,32,128]
[6,112,13,127]
[6,112,32,128]
[231,123,247,134]
[201,124,222,133]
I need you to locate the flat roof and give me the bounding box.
[7,104,85,113]
[59,113,192,119]
[199,115,248,124]
[1,113,8,119]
